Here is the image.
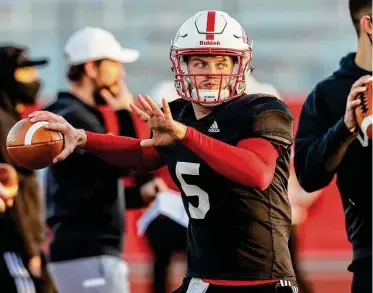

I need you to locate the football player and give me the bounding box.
[294,1,372,292]
[29,10,297,293]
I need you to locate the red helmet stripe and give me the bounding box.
[206,11,216,40]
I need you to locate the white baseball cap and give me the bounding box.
[64,26,139,65]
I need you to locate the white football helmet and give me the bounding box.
[170,10,253,106]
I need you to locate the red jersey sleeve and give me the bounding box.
[83,131,164,172]
[180,127,279,190]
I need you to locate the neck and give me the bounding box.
[69,82,95,107]
[192,103,214,120]
[355,36,372,72]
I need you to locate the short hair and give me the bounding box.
[66,59,103,82]
[349,0,372,36]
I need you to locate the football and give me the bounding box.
[355,78,372,139]
[6,118,64,170]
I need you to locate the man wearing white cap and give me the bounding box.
[44,27,140,293]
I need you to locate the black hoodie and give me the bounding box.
[45,92,149,262]
[294,53,372,258]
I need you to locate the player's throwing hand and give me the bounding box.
[28,111,87,163]
[130,94,187,147]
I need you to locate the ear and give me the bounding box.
[360,15,372,35]
[84,61,98,79]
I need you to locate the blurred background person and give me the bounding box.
[139,81,186,293]
[0,45,54,293]
[44,27,144,293]
[294,0,372,292]
[140,168,187,293]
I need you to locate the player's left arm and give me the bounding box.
[180,99,293,190]
[181,131,278,190]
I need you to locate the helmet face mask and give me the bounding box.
[170,11,253,106]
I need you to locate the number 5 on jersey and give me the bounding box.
[175,162,210,219]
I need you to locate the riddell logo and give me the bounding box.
[200,40,220,46]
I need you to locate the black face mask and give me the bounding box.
[13,80,41,105]
[93,84,117,106]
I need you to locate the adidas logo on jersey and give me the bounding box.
[208,121,220,133]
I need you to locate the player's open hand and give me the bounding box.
[28,111,87,163]
[130,95,187,147]
[344,75,372,131]
[0,164,18,212]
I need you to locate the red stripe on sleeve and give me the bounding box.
[83,132,163,172]
[180,127,279,190]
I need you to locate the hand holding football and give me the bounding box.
[6,118,64,170]
[355,78,372,139]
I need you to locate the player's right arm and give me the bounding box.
[28,111,163,172]
[294,75,369,192]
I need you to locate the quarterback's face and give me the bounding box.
[187,55,234,91]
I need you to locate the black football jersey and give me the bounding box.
[156,94,296,281]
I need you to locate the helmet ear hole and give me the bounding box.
[182,56,189,64]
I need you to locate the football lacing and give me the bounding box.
[360,92,369,114]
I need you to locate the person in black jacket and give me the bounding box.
[294,1,372,293]
[0,45,55,293]
[45,27,144,293]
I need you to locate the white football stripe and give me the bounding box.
[361,115,373,136]
[24,121,49,145]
